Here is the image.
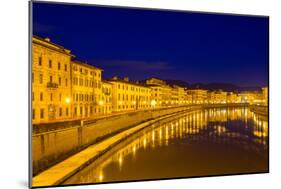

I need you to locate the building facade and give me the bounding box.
[186,89,208,104]
[144,77,172,107]
[32,36,73,124]
[262,87,268,105]
[208,90,227,104]
[101,81,113,114]
[107,77,151,112]
[71,60,103,119]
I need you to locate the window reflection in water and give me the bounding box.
[63,107,268,185]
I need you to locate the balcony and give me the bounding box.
[47,82,59,89]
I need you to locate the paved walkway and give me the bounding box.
[32,113,178,187]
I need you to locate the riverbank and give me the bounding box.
[249,105,268,119]
[32,108,200,187]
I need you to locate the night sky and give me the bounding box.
[32,2,269,87]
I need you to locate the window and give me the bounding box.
[39,74,43,84]
[49,75,53,83]
[32,72,34,83]
[38,56,42,66]
[40,108,44,119]
[32,92,34,101]
[65,79,68,87]
[58,62,61,70]
[49,60,52,68]
[65,64,67,72]
[80,107,83,116]
[50,93,53,101]
[59,93,62,102]
[40,92,43,101]
[65,108,68,116]
[59,108,62,117]
[32,109,35,120]
[74,107,77,116]
[59,77,61,85]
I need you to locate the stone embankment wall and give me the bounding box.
[32,105,200,175]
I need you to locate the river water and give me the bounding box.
[64,107,268,185]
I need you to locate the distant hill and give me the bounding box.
[165,80,261,92]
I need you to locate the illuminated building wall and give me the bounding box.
[186,89,208,104]
[101,81,113,114]
[71,60,103,118]
[171,85,188,105]
[107,77,152,112]
[226,92,239,103]
[32,36,73,124]
[145,77,172,107]
[262,87,268,105]
[208,90,227,104]
[239,91,263,104]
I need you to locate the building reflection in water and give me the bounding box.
[63,107,268,185]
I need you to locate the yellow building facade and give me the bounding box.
[186,89,208,104]
[32,36,73,124]
[108,77,151,112]
[101,81,113,114]
[208,90,227,104]
[71,60,103,119]
[262,87,268,105]
[145,77,172,107]
[171,85,188,105]
[226,92,239,103]
[32,35,267,125]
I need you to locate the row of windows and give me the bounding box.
[118,104,150,109]
[73,77,101,88]
[32,73,68,87]
[32,92,67,102]
[73,93,95,102]
[73,106,112,116]
[102,87,111,94]
[32,107,69,120]
[117,84,149,93]
[38,56,68,71]
[72,65,101,78]
[118,93,150,101]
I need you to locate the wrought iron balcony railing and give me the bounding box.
[47,82,59,88]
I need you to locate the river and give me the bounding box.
[63,107,268,185]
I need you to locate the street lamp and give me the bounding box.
[65,97,71,104]
[151,99,157,107]
[99,100,104,106]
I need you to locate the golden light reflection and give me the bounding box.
[98,172,103,182]
[78,107,268,184]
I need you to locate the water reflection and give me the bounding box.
[64,107,268,184]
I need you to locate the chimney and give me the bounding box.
[124,77,129,82]
[44,38,51,42]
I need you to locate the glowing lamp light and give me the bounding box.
[65,97,71,104]
[151,99,157,106]
[133,101,136,105]
[99,100,104,106]
[119,101,123,105]
[99,173,103,181]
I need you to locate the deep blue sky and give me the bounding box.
[33,2,269,87]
